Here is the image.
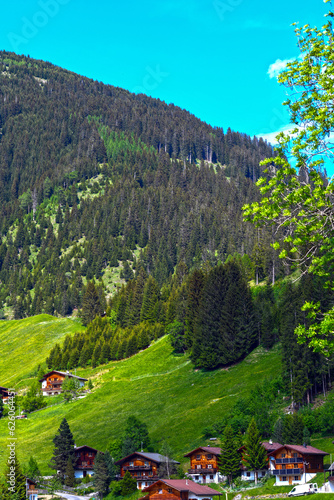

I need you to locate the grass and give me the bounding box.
[0,334,282,474]
[0,315,84,387]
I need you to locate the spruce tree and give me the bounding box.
[80,281,103,326]
[65,458,75,487]
[25,456,41,483]
[218,425,241,486]
[94,452,110,499]
[49,418,76,480]
[3,457,26,500]
[121,471,137,496]
[242,418,267,485]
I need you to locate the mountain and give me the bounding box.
[0,50,278,322]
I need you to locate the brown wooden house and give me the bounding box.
[74,445,101,478]
[239,441,282,481]
[26,476,38,500]
[0,386,11,403]
[115,452,180,489]
[184,447,223,484]
[39,370,87,396]
[269,444,328,486]
[140,479,222,500]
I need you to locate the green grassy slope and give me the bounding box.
[0,335,282,473]
[0,315,84,387]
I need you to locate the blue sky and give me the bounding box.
[0,0,327,142]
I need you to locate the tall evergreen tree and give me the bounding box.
[242,418,267,485]
[49,418,76,480]
[80,281,104,326]
[94,452,110,499]
[218,425,241,486]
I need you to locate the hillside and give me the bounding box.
[0,329,282,473]
[0,51,281,322]
[0,314,84,387]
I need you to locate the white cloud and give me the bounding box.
[256,124,297,144]
[267,58,296,79]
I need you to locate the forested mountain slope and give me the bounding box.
[0,51,279,320]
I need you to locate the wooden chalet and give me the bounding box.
[0,386,12,403]
[140,479,222,500]
[184,447,223,484]
[240,441,282,481]
[26,477,38,500]
[268,444,329,486]
[39,370,87,396]
[74,445,101,478]
[115,452,180,489]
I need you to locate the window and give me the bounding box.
[168,489,172,493]
[207,454,212,459]
[281,454,286,458]
[130,462,134,467]
[208,465,212,469]
[145,461,149,466]
[196,455,201,460]
[293,453,298,458]
[282,477,287,482]
[210,475,214,480]
[88,452,93,457]
[246,472,250,477]
[159,489,163,494]
[294,476,299,481]
[196,465,201,469]
[262,471,265,477]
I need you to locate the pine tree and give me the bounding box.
[218,425,241,486]
[25,456,41,483]
[3,457,26,499]
[65,458,75,487]
[49,418,76,480]
[94,452,110,499]
[242,418,267,485]
[80,281,104,326]
[121,471,137,496]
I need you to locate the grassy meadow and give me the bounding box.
[0,325,282,473]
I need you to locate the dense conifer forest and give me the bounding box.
[0,51,333,406]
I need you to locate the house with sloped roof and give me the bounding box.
[73,444,102,478]
[184,446,224,484]
[268,444,329,486]
[39,370,87,396]
[140,479,222,500]
[115,452,180,489]
[240,441,283,481]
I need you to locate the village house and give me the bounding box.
[26,476,38,500]
[0,386,12,403]
[240,441,283,481]
[74,445,101,478]
[140,478,223,500]
[184,446,223,484]
[115,452,180,490]
[38,371,87,396]
[268,444,328,486]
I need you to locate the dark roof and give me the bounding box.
[262,442,283,452]
[39,370,88,382]
[184,446,222,457]
[115,452,180,466]
[143,479,222,495]
[269,444,329,456]
[74,445,101,453]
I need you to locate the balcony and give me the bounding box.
[273,469,303,476]
[276,458,303,464]
[188,469,217,474]
[76,463,94,469]
[124,466,151,471]
[133,475,159,481]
